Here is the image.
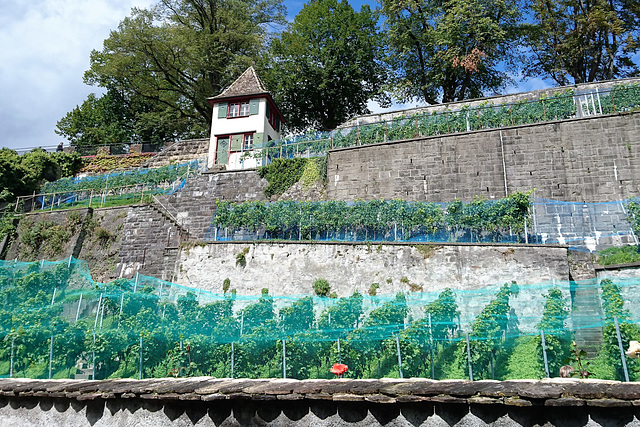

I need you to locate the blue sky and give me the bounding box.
[0,0,551,153]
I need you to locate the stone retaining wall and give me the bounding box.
[1,378,639,426]
[327,112,640,203]
[175,241,569,297]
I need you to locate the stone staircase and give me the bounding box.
[569,251,603,356]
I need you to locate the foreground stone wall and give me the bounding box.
[1,378,639,427]
[175,242,569,297]
[327,112,640,203]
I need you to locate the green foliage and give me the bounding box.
[83,0,285,141]
[42,160,197,194]
[299,158,322,190]
[0,148,83,203]
[425,288,460,341]
[79,152,156,174]
[597,245,640,266]
[596,278,640,380]
[380,0,520,104]
[626,201,640,238]
[600,279,631,321]
[222,278,231,294]
[3,258,639,381]
[463,282,519,379]
[55,90,134,148]
[503,337,543,379]
[264,0,387,131]
[368,283,380,297]
[537,286,571,376]
[523,0,639,85]
[313,279,331,297]
[17,215,83,260]
[258,158,309,197]
[213,192,531,241]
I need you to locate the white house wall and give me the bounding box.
[207,98,281,170]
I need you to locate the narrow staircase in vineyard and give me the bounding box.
[569,251,603,356]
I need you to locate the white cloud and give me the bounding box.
[0,0,153,151]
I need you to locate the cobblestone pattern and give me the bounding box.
[327,113,640,204]
[0,378,639,426]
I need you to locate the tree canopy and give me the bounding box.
[380,0,521,104]
[263,0,388,131]
[523,0,640,85]
[0,149,82,202]
[56,0,640,141]
[81,0,285,143]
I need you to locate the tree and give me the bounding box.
[264,0,388,131]
[83,0,285,140]
[523,0,640,85]
[0,148,82,202]
[380,0,521,104]
[55,90,133,150]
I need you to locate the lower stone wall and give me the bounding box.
[175,242,569,297]
[115,205,182,279]
[0,378,638,427]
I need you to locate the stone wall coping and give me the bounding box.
[1,378,638,407]
[192,240,569,249]
[595,261,640,271]
[203,168,259,176]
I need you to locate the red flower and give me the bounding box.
[331,363,348,377]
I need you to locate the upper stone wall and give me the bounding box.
[142,138,209,168]
[327,112,640,203]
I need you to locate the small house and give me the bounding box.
[207,67,285,170]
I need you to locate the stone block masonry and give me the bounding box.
[175,241,569,298]
[327,112,640,203]
[160,169,268,239]
[141,138,209,168]
[1,377,639,427]
[115,205,182,279]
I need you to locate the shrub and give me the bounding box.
[313,279,331,297]
[368,283,380,296]
[222,278,231,293]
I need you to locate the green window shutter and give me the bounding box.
[217,102,228,118]
[266,103,270,118]
[254,133,264,148]
[231,135,243,151]
[275,116,280,132]
[249,99,259,115]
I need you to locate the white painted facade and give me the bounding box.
[207,97,282,170]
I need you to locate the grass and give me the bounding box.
[37,193,155,212]
[597,245,640,266]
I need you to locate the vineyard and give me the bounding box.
[253,83,640,160]
[209,192,532,243]
[0,258,638,381]
[19,159,204,211]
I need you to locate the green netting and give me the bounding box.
[20,159,205,212]
[0,257,638,381]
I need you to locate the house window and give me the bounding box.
[244,133,254,150]
[228,102,250,118]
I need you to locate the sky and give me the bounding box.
[0,0,551,153]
